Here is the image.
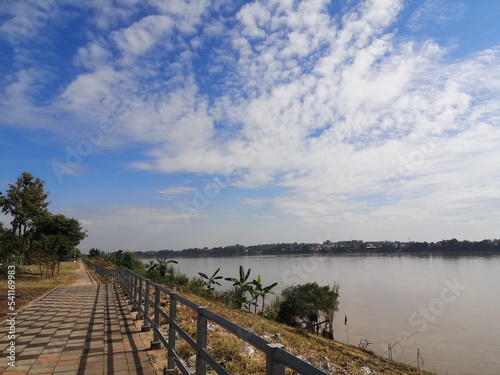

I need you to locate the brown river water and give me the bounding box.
[144,254,500,375]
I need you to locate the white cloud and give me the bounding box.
[236,2,271,39]
[2,0,500,245]
[79,0,140,30]
[408,0,465,31]
[148,0,209,34]
[253,214,276,220]
[156,186,196,201]
[162,0,498,233]
[58,66,124,115]
[112,15,175,57]
[74,42,113,71]
[158,186,196,196]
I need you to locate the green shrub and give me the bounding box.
[277,282,340,332]
[163,268,189,288]
[263,295,281,321]
[186,277,204,295]
[213,289,236,305]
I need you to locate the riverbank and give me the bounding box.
[140,288,434,375]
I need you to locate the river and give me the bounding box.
[142,254,500,375]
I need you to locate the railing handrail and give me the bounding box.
[83,258,117,282]
[108,265,328,375]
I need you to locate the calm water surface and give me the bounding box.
[144,254,500,375]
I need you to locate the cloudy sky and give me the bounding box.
[1,0,500,252]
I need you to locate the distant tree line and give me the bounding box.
[126,238,500,259]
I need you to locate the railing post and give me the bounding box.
[151,285,161,349]
[167,293,177,371]
[136,277,144,320]
[127,269,134,305]
[142,281,151,332]
[123,267,129,298]
[128,269,133,299]
[265,343,285,375]
[196,307,207,375]
[132,273,138,311]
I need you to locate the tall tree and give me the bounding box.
[0,172,50,263]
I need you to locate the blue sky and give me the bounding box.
[1,0,500,252]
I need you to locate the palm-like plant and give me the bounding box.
[251,275,278,314]
[198,268,224,297]
[225,265,254,310]
[147,258,178,278]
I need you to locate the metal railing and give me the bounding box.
[94,263,116,282]
[82,258,117,283]
[115,266,328,375]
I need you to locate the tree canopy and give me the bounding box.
[0,171,86,274]
[34,213,86,261]
[277,282,340,332]
[0,171,50,262]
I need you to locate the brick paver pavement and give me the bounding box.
[0,263,157,375]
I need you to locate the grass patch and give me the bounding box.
[0,261,80,321]
[15,262,79,291]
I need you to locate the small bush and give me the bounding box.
[213,289,236,305]
[186,277,204,295]
[263,295,281,321]
[163,268,189,288]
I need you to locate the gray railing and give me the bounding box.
[83,258,117,282]
[116,266,328,375]
[94,263,116,282]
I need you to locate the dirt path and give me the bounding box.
[72,259,95,285]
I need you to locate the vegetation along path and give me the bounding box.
[0,261,157,374]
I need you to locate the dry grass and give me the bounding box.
[0,262,79,321]
[15,262,79,290]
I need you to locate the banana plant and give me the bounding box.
[147,258,178,278]
[198,268,224,297]
[252,275,278,314]
[225,265,254,310]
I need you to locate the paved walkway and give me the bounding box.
[0,262,157,374]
